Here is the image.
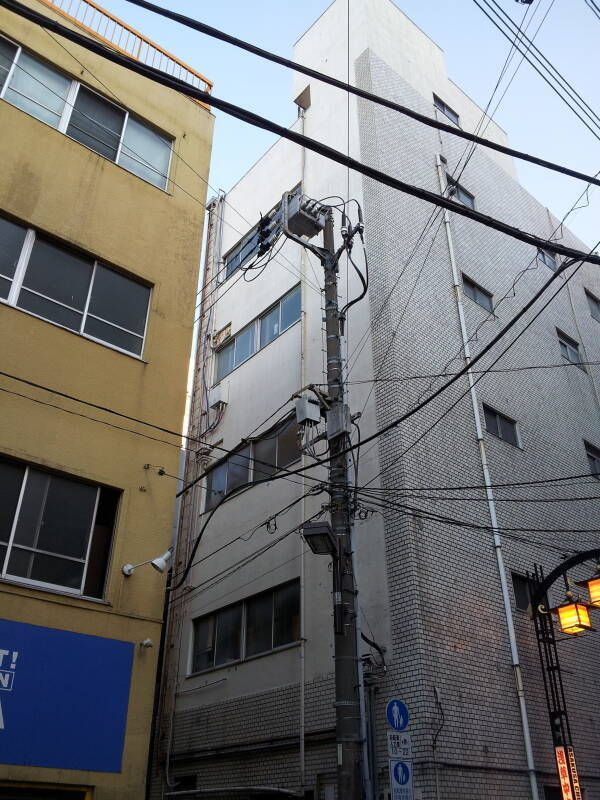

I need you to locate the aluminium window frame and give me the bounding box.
[556,328,585,371]
[1,221,152,359]
[0,462,103,597]
[0,32,173,191]
[433,93,460,126]
[537,247,558,271]
[585,289,600,323]
[188,579,301,676]
[446,174,475,209]
[482,403,521,448]
[462,273,494,312]
[584,441,600,480]
[213,284,302,384]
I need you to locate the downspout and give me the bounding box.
[299,107,307,793]
[435,156,540,800]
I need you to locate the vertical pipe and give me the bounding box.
[299,109,307,793]
[435,156,540,800]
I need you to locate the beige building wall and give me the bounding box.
[0,0,213,796]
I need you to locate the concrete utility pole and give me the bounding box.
[321,211,362,800]
[282,194,363,799]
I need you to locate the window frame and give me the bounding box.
[0,33,173,191]
[537,247,558,271]
[584,441,600,480]
[0,217,152,359]
[462,273,493,312]
[189,579,301,675]
[446,175,475,209]
[433,94,460,126]
[556,328,585,371]
[0,457,118,599]
[482,404,520,447]
[213,285,301,383]
[585,289,600,323]
[511,572,533,612]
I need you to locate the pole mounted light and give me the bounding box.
[551,597,594,636]
[575,564,600,608]
[301,521,337,556]
[122,547,173,576]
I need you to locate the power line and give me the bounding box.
[116,0,600,188]
[4,0,600,268]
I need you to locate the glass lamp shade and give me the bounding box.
[555,602,593,635]
[585,577,600,608]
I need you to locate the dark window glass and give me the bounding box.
[483,405,518,446]
[17,290,83,331]
[224,229,259,279]
[280,286,301,331]
[462,275,493,312]
[0,460,25,546]
[543,787,562,800]
[6,548,84,589]
[512,573,532,611]
[537,248,557,271]
[88,264,150,335]
[585,442,600,479]
[433,94,459,126]
[277,422,300,468]
[447,176,474,209]
[260,304,280,348]
[84,316,144,355]
[586,290,600,322]
[273,581,300,648]
[66,86,125,161]
[0,277,10,299]
[20,237,93,311]
[0,38,17,93]
[205,461,227,510]
[227,447,250,493]
[119,116,171,189]
[36,474,97,559]
[174,776,197,791]
[214,604,242,666]
[192,615,215,672]
[216,340,235,382]
[245,591,273,656]
[234,324,255,367]
[557,330,583,368]
[253,437,277,480]
[83,487,119,598]
[0,215,27,284]
[5,51,70,128]
[12,469,49,548]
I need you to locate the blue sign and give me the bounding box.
[393,761,411,785]
[386,698,409,731]
[0,618,134,772]
[390,759,413,799]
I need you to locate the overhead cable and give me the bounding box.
[116,0,600,188]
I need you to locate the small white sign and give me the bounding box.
[388,731,412,759]
[390,759,413,800]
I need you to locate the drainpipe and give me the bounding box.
[299,108,307,794]
[435,155,540,800]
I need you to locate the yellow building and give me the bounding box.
[0,0,213,796]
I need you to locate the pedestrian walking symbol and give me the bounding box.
[389,759,413,800]
[386,699,409,731]
[393,761,411,785]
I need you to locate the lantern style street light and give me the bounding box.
[551,597,594,636]
[576,564,600,608]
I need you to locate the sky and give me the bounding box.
[98,0,600,248]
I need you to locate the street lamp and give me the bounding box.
[301,521,337,556]
[122,547,173,576]
[576,565,600,608]
[551,598,594,636]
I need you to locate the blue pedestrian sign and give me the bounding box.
[386,698,409,731]
[390,759,413,800]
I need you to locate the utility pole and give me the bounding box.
[322,210,362,800]
[281,191,363,799]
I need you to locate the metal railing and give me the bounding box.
[37,0,212,97]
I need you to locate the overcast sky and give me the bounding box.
[100,0,599,247]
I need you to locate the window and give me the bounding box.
[557,329,584,369]
[543,788,562,800]
[0,456,118,597]
[585,441,600,479]
[512,573,532,612]
[585,289,600,323]
[462,274,493,312]
[446,176,475,209]
[223,227,260,280]
[537,248,558,271]
[433,94,460,126]
[0,37,172,189]
[483,404,519,447]
[190,581,300,673]
[0,214,151,356]
[204,419,300,510]
[214,285,301,381]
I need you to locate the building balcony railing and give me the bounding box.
[37,0,212,99]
